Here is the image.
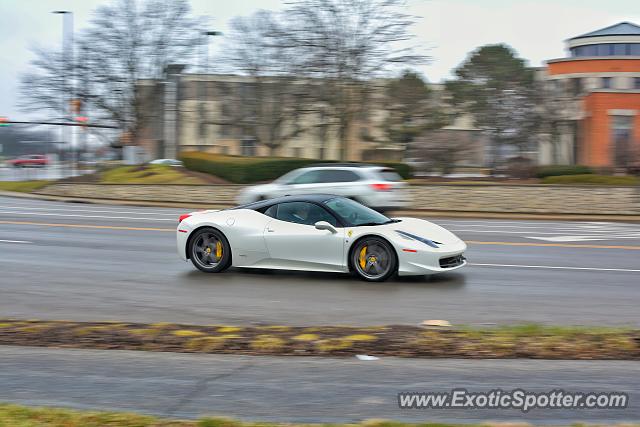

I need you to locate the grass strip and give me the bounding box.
[0,180,50,192]
[0,320,638,359]
[2,403,638,427]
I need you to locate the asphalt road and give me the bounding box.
[0,346,637,423]
[1,195,639,424]
[1,195,639,326]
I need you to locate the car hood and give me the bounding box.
[386,217,462,245]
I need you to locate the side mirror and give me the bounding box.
[315,221,337,234]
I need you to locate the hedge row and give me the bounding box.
[535,165,593,179]
[179,151,412,184]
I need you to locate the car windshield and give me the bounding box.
[323,197,392,227]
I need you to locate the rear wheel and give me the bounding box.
[351,237,397,282]
[188,228,232,273]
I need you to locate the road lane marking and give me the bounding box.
[0,210,175,221]
[0,220,173,232]
[469,263,640,273]
[1,220,640,250]
[0,239,32,244]
[0,205,180,216]
[466,240,640,250]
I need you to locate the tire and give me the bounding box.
[350,236,397,282]
[188,227,232,273]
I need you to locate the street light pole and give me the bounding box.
[52,10,74,175]
[198,30,222,149]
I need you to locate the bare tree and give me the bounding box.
[20,0,204,145]
[279,0,426,160]
[410,130,471,175]
[218,10,309,156]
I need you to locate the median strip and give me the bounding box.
[0,320,638,359]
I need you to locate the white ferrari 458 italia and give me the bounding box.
[177,195,466,282]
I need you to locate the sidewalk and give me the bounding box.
[1,345,637,423]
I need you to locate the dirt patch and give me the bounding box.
[0,320,638,359]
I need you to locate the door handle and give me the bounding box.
[267,227,275,233]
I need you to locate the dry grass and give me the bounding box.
[0,320,637,359]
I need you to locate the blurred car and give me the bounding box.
[177,195,466,281]
[237,164,409,211]
[149,158,183,167]
[8,154,49,168]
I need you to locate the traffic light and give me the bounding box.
[75,116,89,129]
[0,117,9,127]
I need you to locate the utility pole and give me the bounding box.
[198,30,222,149]
[52,10,74,175]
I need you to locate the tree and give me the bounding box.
[383,70,449,149]
[20,0,204,146]
[280,0,426,160]
[445,44,538,169]
[218,10,309,156]
[409,129,471,175]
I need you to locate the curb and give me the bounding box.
[2,190,640,222]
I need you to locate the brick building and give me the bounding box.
[543,22,640,169]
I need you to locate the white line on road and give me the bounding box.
[0,210,175,221]
[0,205,180,216]
[0,239,32,244]
[469,263,640,273]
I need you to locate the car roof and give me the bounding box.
[234,194,342,211]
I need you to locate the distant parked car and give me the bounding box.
[237,164,410,212]
[149,158,183,167]
[8,154,49,168]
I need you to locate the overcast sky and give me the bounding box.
[1,0,639,120]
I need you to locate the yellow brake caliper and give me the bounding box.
[359,246,367,269]
[215,240,223,259]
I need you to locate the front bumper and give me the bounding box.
[396,240,467,276]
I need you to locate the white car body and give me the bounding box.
[177,196,466,277]
[149,158,183,167]
[237,165,410,211]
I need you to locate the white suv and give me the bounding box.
[237,164,410,211]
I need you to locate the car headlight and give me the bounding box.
[395,230,441,248]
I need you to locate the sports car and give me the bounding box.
[176,195,466,282]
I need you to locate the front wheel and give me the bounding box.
[351,237,397,282]
[188,228,232,273]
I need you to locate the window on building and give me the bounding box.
[219,124,232,138]
[602,77,612,89]
[611,116,633,168]
[631,44,640,55]
[612,44,627,55]
[571,78,582,96]
[241,138,256,156]
[634,77,640,90]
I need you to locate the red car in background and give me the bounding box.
[8,154,49,168]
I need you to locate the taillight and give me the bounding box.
[370,183,392,191]
[178,213,192,224]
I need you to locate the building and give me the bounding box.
[137,71,484,164]
[542,22,640,169]
[138,72,400,162]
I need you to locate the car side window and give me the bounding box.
[263,205,278,218]
[318,169,360,183]
[275,202,338,226]
[290,170,321,185]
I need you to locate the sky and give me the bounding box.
[0,0,639,120]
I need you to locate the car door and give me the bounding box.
[263,202,345,272]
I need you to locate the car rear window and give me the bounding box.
[378,168,402,181]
